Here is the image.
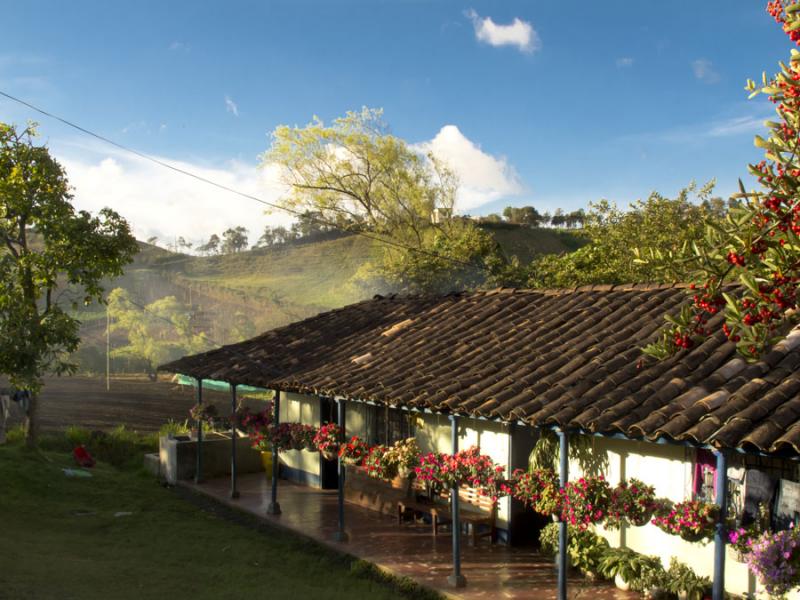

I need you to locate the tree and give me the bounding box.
[529,183,721,288]
[176,236,193,253]
[196,233,220,255]
[263,107,501,292]
[0,123,138,445]
[221,226,248,254]
[503,205,542,227]
[146,236,158,246]
[551,208,565,228]
[644,1,800,361]
[107,288,210,374]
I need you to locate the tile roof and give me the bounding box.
[159,285,800,456]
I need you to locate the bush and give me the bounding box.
[65,425,91,447]
[538,522,610,576]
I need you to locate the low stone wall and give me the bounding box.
[159,433,263,484]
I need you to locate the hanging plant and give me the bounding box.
[339,435,369,466]
[560,476,612,530]
[504,468,562,516]
[651,500,719,542]
[605,479,658,529]
[313,422,342,459]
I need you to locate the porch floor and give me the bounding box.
[181,473,637,599]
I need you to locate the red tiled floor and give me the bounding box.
[182,473,638,599]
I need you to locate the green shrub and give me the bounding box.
[5,425,25,445]
[666,558,710,599]
[65,425,91,447]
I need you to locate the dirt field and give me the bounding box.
[5,375,241,433]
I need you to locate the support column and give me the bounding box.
[448,415,467,588]
[230,384,239,499]
[557,429,569,600]
[266,391,281,515]
[333,399,348,542]
[713,449,728,600]
[194,378,204,484]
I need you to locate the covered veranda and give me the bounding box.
[181,470,635,600]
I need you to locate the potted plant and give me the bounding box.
[363,444,399,480]
[666,558,711,600]
[599,547,662,592]
[384,437,420,479]
[744,526,800,597]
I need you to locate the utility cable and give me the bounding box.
[0,90,480,270]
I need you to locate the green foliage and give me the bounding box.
[644,3,800,361]
[0,123,138,395]
[529,183,724,288]
[107,287,212,372]
[539,523,610,575]
[158,419,191,437]
[30,425,157,469]
[529,429,609,477]
[598,547,664,592]
[221,226,249,254]
[263,107,505,293]
[666,558,711,599]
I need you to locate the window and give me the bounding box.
[365,405,415,445]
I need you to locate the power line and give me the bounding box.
[0,90,479,270]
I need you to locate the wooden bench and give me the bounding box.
[397,482,497,545]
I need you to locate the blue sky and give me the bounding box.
[0,1,790,242]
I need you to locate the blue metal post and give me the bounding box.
[713,450,728,600]
[447,415,467,588]
[557,429,569,600]
[230,384,239,499]
[266,392,281,515]
[333,399,348,542]
[194,378,204,484]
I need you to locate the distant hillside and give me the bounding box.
[71,225,584,372]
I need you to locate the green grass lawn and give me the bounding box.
[0,442,438,600]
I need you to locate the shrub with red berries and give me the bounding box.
[645,0,800,362]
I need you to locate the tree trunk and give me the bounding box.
[25,393,38,448]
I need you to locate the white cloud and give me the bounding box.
[57,143,292,245]
[225,95,239,117]
[692,59,720,84]
[168,41,189,52]
[616,57,634,68]
[415,125,525,212]
[465,9,540,54]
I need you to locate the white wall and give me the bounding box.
[278,391,320,478]
[580,437,767,598]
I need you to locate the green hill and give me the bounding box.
[71,225,583,372]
